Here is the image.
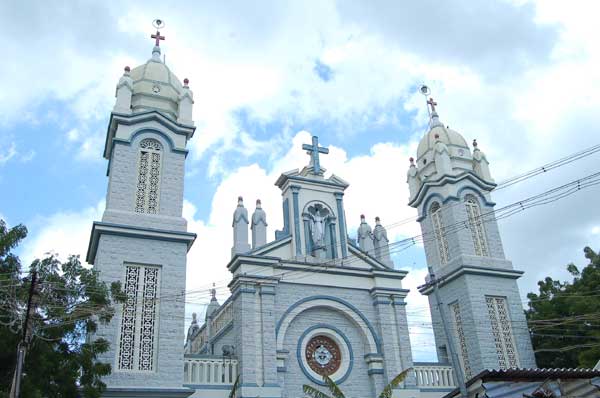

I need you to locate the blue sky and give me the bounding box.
[1,0,600,361]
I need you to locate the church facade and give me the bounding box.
[86,33,536,398]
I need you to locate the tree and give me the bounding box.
[526,246,600,369]
[0,219,123,398]
[303,368,411,398]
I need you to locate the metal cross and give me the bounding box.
[302,136,329,175]
[427,97,438,113]
[151,30,165,46]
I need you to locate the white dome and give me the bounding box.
[129,47,183,120]
[416,115,469,160]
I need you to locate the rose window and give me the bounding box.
[305,335,341,376]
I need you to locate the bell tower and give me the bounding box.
[409,96,536,380]
[86,21,196,397]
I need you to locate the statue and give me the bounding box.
[303,203,331,257]
[357,214,374,254]
[186,312,199,342]
[373,217,393,267]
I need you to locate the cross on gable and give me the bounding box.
[427,97,438,113]
[302,135,329,175]
[151,30,165,46]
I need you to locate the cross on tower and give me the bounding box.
[302,136,329,175]
[151,30,165,47]
[427,97,438,113]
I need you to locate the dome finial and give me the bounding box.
[420,85,443,128]
[151,19,165,60]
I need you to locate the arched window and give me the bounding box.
[135,138,162,214]
[430,202,449,265]
[465,195,488,256]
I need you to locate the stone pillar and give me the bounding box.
[232,197,251,257]
[251,199,268,249]
[291,185,302,257]
[233,281,258,387]
[371,292,403,380]
[114,66,133,114]
[371,289,416,390]
[334,192,348,258]
[259,284,278,387]
[328,219,338,259]
[392,295,416,387]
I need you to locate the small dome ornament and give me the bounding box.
[124,65,131,73]
[183,78,189,87]
[473,139,478,148]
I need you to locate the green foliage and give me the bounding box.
[526,246,600,368]
[0,219,123,398]
[302,368,411,398]
[303,384,333,398]
[378,368,410,398]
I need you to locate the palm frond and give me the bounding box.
[303,384,333,398]
[323,375,345,398]
[228,375,240,398]
[378,368,412,398]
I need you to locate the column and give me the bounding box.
[291,185,302,256]
[334,192,348,258]
[259,284,279,387]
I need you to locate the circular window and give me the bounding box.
[305,335,341,376]
[297,325,353,385]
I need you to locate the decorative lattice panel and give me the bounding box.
[117,265,161,372]
[139,267,159,371]
[135,138,162,214]
[118,266,140,370]
[431,203,450,265]
[465,196,489,257]
[486,296,519,369]
[450,302,472,379]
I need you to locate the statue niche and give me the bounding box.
[302,203,336,259]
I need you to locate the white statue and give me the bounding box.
[307,209,327,248]
[357,214,375,254]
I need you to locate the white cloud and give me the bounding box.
[0,142,17,165]
[20,200,104,267]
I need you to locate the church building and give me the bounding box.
[86,27,536,398]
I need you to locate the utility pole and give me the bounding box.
[10,270,38,398]
[427,266,468,398]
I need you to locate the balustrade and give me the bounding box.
[414,363,456,389]
[184,357,238,385]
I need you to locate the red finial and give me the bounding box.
[183,78,189,86]
[124,66,130,72]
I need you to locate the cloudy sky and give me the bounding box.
[1,0,599,361]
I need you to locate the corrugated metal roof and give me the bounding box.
[442,368,600,398]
